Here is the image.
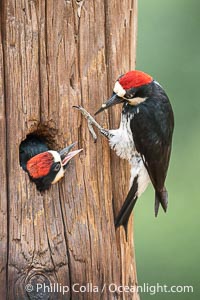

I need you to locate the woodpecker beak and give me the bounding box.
[59,143,82,168]
[95,94,124,115]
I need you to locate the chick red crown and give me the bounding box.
[119,70,153,90]
[27,152,53,179]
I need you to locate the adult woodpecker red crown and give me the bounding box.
[95,70,154,114]
[119,70,153,89]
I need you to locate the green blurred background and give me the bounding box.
[135,0,200,299]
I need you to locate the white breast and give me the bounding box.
[108,114,136,161]
[108,113,150,197]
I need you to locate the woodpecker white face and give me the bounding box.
[113,81,126,98]
[114,80,147,105]
[48,151,65,184]
[50,146,83,184]
[95,70,153,115]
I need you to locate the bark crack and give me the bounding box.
[43,196,59,282]
[0,2,9,299]
[58,187,72,300]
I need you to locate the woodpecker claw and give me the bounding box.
[87,121,97,142]
[73,105,106,141]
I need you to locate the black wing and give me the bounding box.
[130,93,174,214]
[115,175,139,239]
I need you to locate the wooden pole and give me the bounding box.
[0,0,139,299]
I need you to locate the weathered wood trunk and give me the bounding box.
[0,0,138,299]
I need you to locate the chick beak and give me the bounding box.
[95,93,124,115]
[59,142,83,168]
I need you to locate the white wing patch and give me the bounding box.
[130,157,150,196]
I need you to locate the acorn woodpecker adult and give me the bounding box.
[74,70,174,235]
[20,135,82,191]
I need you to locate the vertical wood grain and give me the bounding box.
[1,0,139,299]
[0,5,8,298]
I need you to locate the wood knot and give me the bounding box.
[25,273,51,300]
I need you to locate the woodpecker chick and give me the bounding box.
[74,70,174,237]
[20,136,82,191]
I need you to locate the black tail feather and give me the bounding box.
[155,188,168,217]
[115,176,138,240]
[154,196,160,217]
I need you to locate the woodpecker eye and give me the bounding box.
[124,87,136,99]
[54,162,61,172]
[125,93,134,99]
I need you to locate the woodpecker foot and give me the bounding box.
[73,105,110,140]
[100,128,110,138]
